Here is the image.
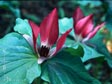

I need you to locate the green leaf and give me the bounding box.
[81,44,104,62]
[65,47,84,57]
[59,17,74,36]
[0,33,41,84]
[14,18,32,36]
[64,37,75,47]
[41,48,101,84]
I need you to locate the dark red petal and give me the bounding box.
[73,7,84,24]
[53,28,72,55]
[48,9,59,46]
[40,8,58,46]
[87,22,105,39]
[75,14,93,35]
[29,20,40,51]
[81,18,94,38]
[73,7,84,34]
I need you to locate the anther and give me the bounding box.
[39,45,50,57]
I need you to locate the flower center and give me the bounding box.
[39,45,50,57]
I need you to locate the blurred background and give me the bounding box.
[0,0,112,84]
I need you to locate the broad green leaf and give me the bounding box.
[80,32,105,62]
[41,48,101,84]
[14,18,32,36]
[65,47,84,57]
[81,44,104,62]
[0,33,41,84]
[59,17,74,36]
[69,42,104,62]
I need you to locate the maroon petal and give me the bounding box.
[73,7,84,24]
[83,22,105,41]
[48,9,59,46]
[75,14,93,35]
[29,20,40,51]
[40,8,58,46]
[81,18,94,38]
[53,28,72,55]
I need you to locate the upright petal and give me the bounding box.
[40,8,58,46]
[81,19,94,38]
[52,28,72,56]
[75,14,93,35]
[29,20,40,51]
[83,22,105,42]
[73,7,84,24]
[48,9,59,46]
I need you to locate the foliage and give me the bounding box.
[0,0,112,84]
[0,33,41,84]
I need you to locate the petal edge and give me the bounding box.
[29,20,40,51]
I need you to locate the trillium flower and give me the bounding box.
[24,8,72,64]
[73,7,105,42]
